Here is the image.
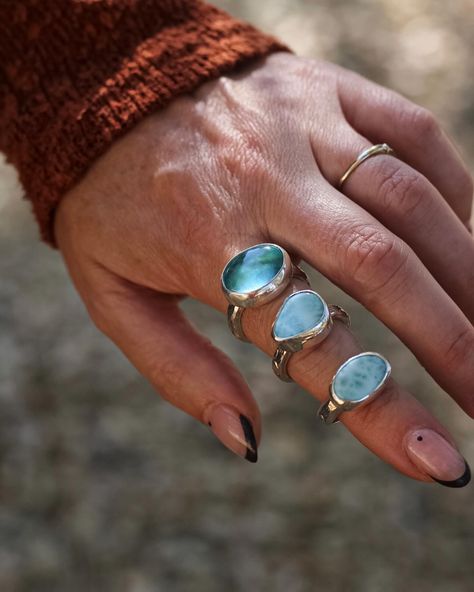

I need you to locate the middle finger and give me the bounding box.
[268,171,474,418]
[216,249,470,486]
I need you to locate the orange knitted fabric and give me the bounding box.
[0,0,287,245]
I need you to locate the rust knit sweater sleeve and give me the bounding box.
[0,0,288,245]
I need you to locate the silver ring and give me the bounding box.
[339,143,395,189]
[271,290,350,382]
[221,243,309,342]
[318,352,391,424]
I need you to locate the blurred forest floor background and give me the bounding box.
[1,1,473,591]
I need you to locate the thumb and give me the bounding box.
[87,277,260,463]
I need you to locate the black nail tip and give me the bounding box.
[430,460,471,488]
[239,414,258,463]
[245,448,258,463]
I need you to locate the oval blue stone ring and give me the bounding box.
[271,290,350,382]
[318,352,392,424]
[221,243,309,342]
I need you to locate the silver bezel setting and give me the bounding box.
[271,298,350,382]
[271,289,331,354]
[329,351,392,412]
[221,243,292,309]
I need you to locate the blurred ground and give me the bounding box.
[1,1,473,591]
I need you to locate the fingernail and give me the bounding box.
[405,428,471,488]
[207,404,258,463]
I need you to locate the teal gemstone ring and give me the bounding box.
[221,243,308,342]
[271,290,350,382]
[318,352,392,424]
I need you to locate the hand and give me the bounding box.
[55,52,474,484]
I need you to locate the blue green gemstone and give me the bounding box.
[273,291,326,339]
[222,244,284,294]
[333,353,389,403]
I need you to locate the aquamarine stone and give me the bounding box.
[273,291,326,339]
[222,244,284,294]
[333,353,389,402]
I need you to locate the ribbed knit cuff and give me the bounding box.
[0,0,289,245]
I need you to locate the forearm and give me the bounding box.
[0,0,287,245]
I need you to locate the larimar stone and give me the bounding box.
[222,244,284,294]
[273,291,326,339]
[333,353,388,402]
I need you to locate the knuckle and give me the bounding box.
[443,326,474,372]
[291,59,324,87]
[377,162,430,219]
[252,68,283,96]
[409,106,441,143]
[149,357,185,398]
[223,129,269,178]
[341,225,410,299]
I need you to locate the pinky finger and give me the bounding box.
[86,277,261,463]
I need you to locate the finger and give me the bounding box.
[214,255,470,486]
[268,172,474,418]
[312,123,474,322]
[336,71,474,226]
[84,273,260,463]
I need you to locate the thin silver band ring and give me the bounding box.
[338,143,395,189]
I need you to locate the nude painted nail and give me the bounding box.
[405,428,471,488]
[207,404,258,463]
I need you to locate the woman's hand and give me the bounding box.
[55,52,474,484]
